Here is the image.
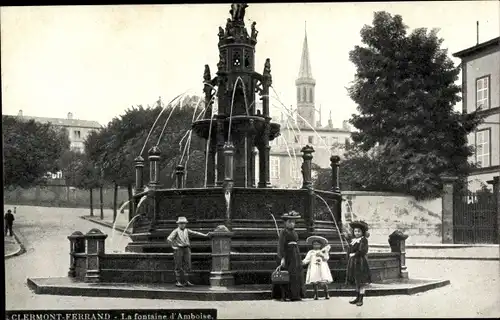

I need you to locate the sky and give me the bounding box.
[1,2,499,128]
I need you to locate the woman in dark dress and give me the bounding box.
[271,211,306,301]
[345,220,371,306]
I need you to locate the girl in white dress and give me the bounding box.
[302,236,333,300]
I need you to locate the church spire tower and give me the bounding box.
[295,22,316,129]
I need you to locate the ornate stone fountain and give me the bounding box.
[27,3,450,300]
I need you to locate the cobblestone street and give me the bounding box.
[4,205,500,318]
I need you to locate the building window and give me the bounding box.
[290,161,301,181]
[475,129,490,168]
[309,88,313,103]
[330,137,339,145]
[476,76,490,109]
[270,157,280,179]
[297,87,300,102]
[308,136,314,144]
[320,136,327,145]
[74,130,81,139]
[294,135,299,143]
[302,87,306,103]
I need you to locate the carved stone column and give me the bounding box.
[206,138,217,187]
[175,165,185,189]
[148,146,161,189]
[208,225,235,287]
[330,155,341,193]
[258,117,272,188]
[84,228,107,283]
[301,145,315,189]
[134,156,145,194]
[388,230,409,279]
[68,231,85,278]
[223,142,235,228]
[250,147,258,187]
[441,176,457,244]
[215,115,226,187]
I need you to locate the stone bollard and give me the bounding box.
[175,165,185,189]
[388,230,409,279]
[84,228,108,283]
[208,225,235,287]
[68,231,85,278]
[301,145,315,189]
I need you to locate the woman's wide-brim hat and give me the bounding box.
[281,210,301,220]
[306,235,328,246]
[176,216,189,224]
[349,220,369,233]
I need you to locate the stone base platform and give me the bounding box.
[27,277,450,301]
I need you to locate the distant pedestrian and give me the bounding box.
[345,220,372,307]
[4,209,15,237]
[302,236,333,300]
[167,216,209,287]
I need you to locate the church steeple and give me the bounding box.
[295,22,316,129]
[298,22,313,80]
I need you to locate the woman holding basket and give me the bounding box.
[271,211,305,302]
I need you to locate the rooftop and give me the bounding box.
[17,115,101,129]
[452,37,500,59]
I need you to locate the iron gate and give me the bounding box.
[453,192,498,244]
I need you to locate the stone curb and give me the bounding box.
[372,244,499,249]
[27,277,451,300]
[80,216,130,234]
[406,256,499,261]
[5,231,26,259]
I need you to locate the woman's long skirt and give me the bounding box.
[271,244,305,300]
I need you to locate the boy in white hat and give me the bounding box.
[167,216,208,287]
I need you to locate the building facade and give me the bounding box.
[266,28,351,188]
[453,37,500,191]
[16,110,102,153]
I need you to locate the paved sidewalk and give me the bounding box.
[5,232,25,258]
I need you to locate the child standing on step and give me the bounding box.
[302,236,333,300]
[167,216,208,287]
[345,220,372,306]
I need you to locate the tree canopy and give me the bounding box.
[85,96,206,189]
[316,12,481,199]
[3,115,71,189]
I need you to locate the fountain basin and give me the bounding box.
[68,250,401,285]
[126,187,344,254]
[192,115,281,141]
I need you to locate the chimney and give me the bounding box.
[342,120,350,131]
[67,112,73,120]
[18,110,23,117]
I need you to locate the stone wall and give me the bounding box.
[341,191,443,244]
[3,184,129,209]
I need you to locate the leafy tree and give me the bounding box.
[73,152,101,216]
[84,129,109,219]
[88,96,206,221]
[314,144,396,192]
[3,116,70,189]
[344,11,482,199]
